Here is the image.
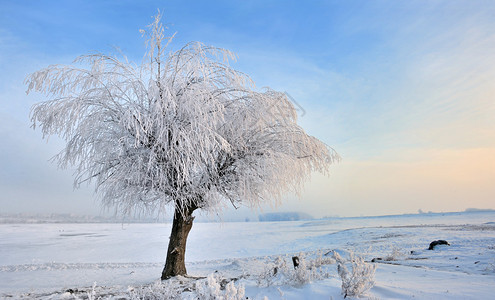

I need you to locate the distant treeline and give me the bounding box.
[0,213,166,224]
[258,212,313,222]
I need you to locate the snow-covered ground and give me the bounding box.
[1,211,494,299]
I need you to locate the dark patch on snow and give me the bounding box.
[428,240,450,250]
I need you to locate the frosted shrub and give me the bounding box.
[128,280,181,300]
[257,265,278,287]
[256,256,289,287]
[196,274,221,299]
[484,261,495,273]
[313,250,337,268]
[384,246,406,261]
[290,252,334,286]
[87,282,99,300]
[224,281,246,300]
[257,252,333,287]
[333,251,376,299]
[292,255,314,285]
[195,274,245,300]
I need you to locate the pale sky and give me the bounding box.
[0,1,494,220]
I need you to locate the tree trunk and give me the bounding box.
[161,204,196,280]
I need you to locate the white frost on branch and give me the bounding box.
[26,13,339,217]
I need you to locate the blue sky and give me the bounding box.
[1,1,494,219]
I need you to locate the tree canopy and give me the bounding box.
[26,13,338,218]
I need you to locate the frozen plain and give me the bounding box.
[1,211,495,299]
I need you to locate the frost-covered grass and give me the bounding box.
[1,211,495,299]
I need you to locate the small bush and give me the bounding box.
[383,246,406,261]
[256,252,334,287]
[484,261,495,273]
[196,274,245,300]
[87,282,99,300]
[333,251,376,299]
[126,274,245,300]
[128,280,182,300]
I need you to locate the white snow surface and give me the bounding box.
[1,211,495,299]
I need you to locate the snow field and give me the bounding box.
[1,211,495,299]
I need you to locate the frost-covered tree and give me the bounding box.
[26,14,338,279]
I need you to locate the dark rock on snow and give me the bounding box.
[292,256,300,269]
[428,240,450,250]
